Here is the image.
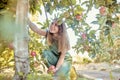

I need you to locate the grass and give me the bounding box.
[0,73,90,80]
[0,66,94,80]
[0,74,12,80]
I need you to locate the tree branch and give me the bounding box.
[41,0,49,27]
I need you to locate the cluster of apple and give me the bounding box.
[31,51,56,74]
[74,6,107,21]
[99,6,118,28]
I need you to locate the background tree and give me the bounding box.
[13,0,30,80]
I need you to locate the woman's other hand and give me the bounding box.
[47,65,56,74]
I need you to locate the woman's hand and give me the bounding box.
[28,19,46,36]
[47,65,56,74]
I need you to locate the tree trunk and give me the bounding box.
[13,0,30,80]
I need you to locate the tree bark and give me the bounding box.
[13,0,30,80]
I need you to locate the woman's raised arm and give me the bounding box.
[28,20,47,36]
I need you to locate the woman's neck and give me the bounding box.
[53,33,58,37]
[53,33,59,40]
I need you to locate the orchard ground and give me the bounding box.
[0,58,120,80]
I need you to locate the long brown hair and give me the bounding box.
[47,20,70,52]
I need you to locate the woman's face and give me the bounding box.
[49,21,59,34]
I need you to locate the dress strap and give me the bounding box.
[45,29,48,38]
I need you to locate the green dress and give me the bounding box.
[42,40,72,80]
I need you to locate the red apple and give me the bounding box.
[112,22,117,28]
[49,65,55,70]
[99,6,106,16]
[75,13,83,21]
[47,65,56,74]
[31,51,36,57]
[82,33,87,39]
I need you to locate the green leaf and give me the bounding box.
[38,9,42,14]
[104,28,110,36]
[49,6,54,14]
[109,71,115,80]
[45,3,51,12]
[89,30,96,37]
[108,34,113,46]
[81,1,89,6]
[18,72,24,76]
[71,0,76,5]
[106,20,112,27]
[76,5,84,11]
[91,21,98,24]
[37,22,43,26]
[74,5,84,15]
[2,0,8,3]
[0,3,5,9]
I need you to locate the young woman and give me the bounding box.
[29,19,72,80]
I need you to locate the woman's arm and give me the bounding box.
[28,20,46,36]
[55,51,66,71]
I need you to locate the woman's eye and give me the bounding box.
[51,22,55,25]
[55,24,58,26]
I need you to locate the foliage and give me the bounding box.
[0,0,8,10]
[0,14,15,70]
[0,47,14,70]
[29,0,42,14]
[0,0,17,13]
[73,0,120,60]
[27,73,53,80]
[0,73,12,80]
[29,29,48,74]
[28,0,120,62]
[27,66,78,80]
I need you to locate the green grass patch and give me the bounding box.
[0,74,12,80]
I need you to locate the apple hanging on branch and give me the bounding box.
[99,6,107,16]
[75,13,83,21]
[81,33,87,40]
[30,51,36,57]
[74,5,84,21]
[112,22,117,28]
